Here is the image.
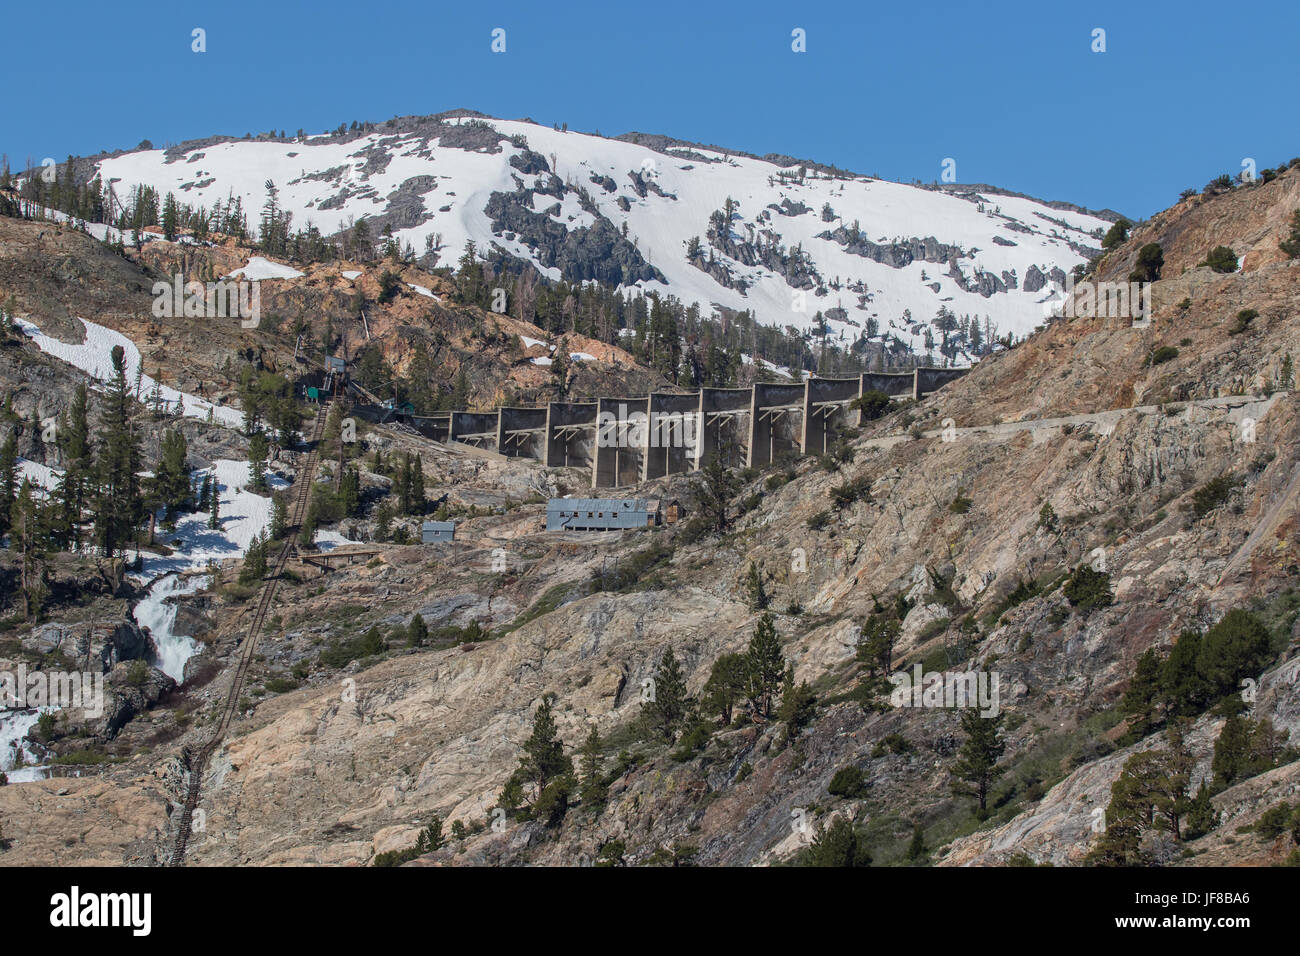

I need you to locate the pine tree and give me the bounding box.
[14,479,48,619]
[905,823,928,863]
[1088,767,1146,866]
[1160,630,1209,718]
[269,493,286,540]
[395,453,412,516]
[646,647,690,742]
[745,614,785,719]
[1088,725,1198,864]
[409,454,426,515]
[449,368,471,410]
[153,429,191,523]
[501,695,574,825]
[1198,610,1271,701]
[578,724,607,810]
[1121,648,1164,739]
[64,382,90,463]
[161,192,179,241]
[208,483,220,530]
[407,613,428,648]
[373,501,392,542]
[951,704,1006,817]
[1212,715,1290,788]
[298,500,318,549]
[53,383,92,550]
[239,531,267,584]
[248,430,269,492]
[694,454,737,533]
[702,652,747,725]
[1150,724,1194,841]
[93,345,142,557]
[339,467,361,517]
[0,427,16,539]
[1184,782,1219,840]
[857,609,900,677]
[776,669,817,740]
[1212,714,1253,788]
[743,560,768,610]
[800,817,868,867]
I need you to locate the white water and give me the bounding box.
[133,573,211,682]
[0,709,49,782]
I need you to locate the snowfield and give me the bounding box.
[17,457,60,492]
[16,316,245,429]
[226,256,304,281]
[92,116,1111,357]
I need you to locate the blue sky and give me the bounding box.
[3,0,1295,219]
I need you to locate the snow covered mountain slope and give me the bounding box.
[90,113,1115,358]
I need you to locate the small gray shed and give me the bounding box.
[421,520,456,543]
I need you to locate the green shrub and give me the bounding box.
[1147,346,1179,366]
[872,732,910,757]
[1192,474,1238,517]
[318,626,387,668]
[1252,802,1295,840]
[1130,243,1164,282]
[765,468,795,491]
[126,659,150,687]
[828,765,868,798]
[1229,308,1258,335]
[591,540,674,593]
[983,576,1044,627]
[807,510,832,531]
[1062,565,1113,612]
[1198,609,1272,700]
[1279,210,1300,259]
[671,721,713,762]
[36,711,57,741]
[917,617,951,642]
[433,621,487,645]
[1202,245,1238,273]
[1205,174,1234,194]
[851,389,891,422]
[1101,218,1131,250]
[830,475,873,508]
[1038,502,1058,532]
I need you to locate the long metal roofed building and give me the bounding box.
[546,497,664,532]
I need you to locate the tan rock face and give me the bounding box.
[175,589,757,865]
[0,772,171,866]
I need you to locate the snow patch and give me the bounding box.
[17,317,244,430]
[227,256,304,281]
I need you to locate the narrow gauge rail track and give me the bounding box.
[168,402,331,866]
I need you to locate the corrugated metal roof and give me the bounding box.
[421,521,456,531]
[546,497,654,512]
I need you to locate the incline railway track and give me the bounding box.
[167,401,331,866]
